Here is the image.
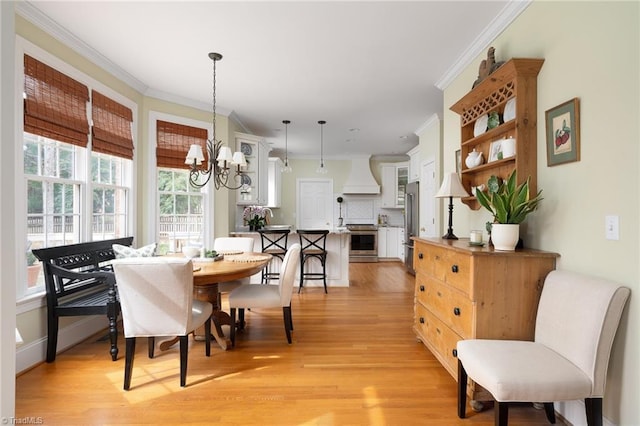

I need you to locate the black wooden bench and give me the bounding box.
[32,237,134,362]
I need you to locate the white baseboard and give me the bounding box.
[555,400,615,426]
[16,316,109,374]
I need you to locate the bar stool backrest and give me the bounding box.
[298,229,329,254]
[258,230,290,254]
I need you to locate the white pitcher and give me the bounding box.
[465,149,484,169]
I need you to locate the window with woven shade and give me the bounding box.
[23,54,89,146]
[157,120,208,170]
[92,91,134,159]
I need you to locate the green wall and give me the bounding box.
[441,2,639,424]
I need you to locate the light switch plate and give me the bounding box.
[605,215,619,240]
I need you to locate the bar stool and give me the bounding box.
[297,229,329,293]
[258,229,290,284]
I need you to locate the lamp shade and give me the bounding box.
[185,144,205,165]
[435,172,469,198]
[231,151,247,166]
[216,146,233,163]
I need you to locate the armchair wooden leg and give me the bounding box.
[148,337,155,358]
[543,402,556,424]
[457,359,468,418]
[179,335,188,387]
[495,401,508,426]
[230,308,236,347]
[283,306,293,343]
[204,316,211,357]
[585,398,603,426]
[123,337,136,390]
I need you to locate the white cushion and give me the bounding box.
[457,339,592,402]
[112,243,156,259]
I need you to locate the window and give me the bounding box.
[156,169,204,255]
[155,119,208,255]
[20,50,135,299]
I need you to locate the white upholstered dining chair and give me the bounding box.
[112,257,213,390]
[228,243,301,345]
[456,270,630,426]
[213,237,256,294]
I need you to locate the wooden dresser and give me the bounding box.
[412,237,559,402]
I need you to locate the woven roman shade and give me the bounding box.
[24,55,90,147]
[91,91,134,159]
[157,120,208,170]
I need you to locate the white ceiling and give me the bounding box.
[21,1,527,159]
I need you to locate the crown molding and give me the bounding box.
[414,113,440,136]
[435,0,531,90]
[17,1,148,93]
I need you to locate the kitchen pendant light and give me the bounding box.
[184,52,247,189]
[316,120,328,174]
[282,120,292,173]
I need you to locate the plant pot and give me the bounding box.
[27,263,41,287]
[490,224,519,251]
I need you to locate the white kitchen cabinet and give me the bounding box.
[407,146,420,183]
[267,157,282,208]
[397,228,405,262]
[378,227,400,259]
[380,162,408,209]
[236,132,271,205]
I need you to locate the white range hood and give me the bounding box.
[342,156,380,194]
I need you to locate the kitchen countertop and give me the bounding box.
[231,227,350,235]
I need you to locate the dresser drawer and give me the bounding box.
[422,276,474,339]
[415,303,464,378]
[430,246,471,295]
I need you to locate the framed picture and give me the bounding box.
[546,98,580,166]
[455,149,461,176]
[488,140,503,162]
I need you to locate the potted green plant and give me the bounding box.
[475,169,542,250]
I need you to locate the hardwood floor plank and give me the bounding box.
[16,261,558,425]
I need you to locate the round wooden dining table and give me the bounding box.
[159,252,271,351]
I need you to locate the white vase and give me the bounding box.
[465,149,483,169]
[491,223,520,251]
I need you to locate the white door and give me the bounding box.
[296,179,333,229]
[420,159,436,237]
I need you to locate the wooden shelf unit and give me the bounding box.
[451,58,544,210]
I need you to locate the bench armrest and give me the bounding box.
[47,263,116,287]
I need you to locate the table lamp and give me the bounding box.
[435,172,470,239]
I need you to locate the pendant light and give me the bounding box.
[316,120,328,174]
[282,120,292,173]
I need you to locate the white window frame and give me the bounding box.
[147,112,214,252]
[15,37,137,302]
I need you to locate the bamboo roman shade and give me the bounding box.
[24,55,90,147]
[91,91,134,159]
[156,120,208,170]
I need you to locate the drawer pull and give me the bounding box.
[436,328,441,335]
[453,307,461,316]
[437,291,442,297]
[419,317,425,324]
[452,349,458,358]
[418,252,423,259]
[451,264,459,273]
[419,285,425,292]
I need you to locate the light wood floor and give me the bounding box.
[16,262,557,425]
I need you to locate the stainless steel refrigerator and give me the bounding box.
[404,181,419,275]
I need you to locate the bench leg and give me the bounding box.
[108,300,119,361]
[46,314,59,363]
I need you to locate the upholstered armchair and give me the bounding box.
[457,270,630,426]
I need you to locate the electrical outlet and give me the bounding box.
[605,215,619,240]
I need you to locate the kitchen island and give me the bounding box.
[229,228,350,288]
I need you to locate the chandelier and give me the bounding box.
[185,52,247,189]
[282,120,292,173]
[316,120,328,174]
